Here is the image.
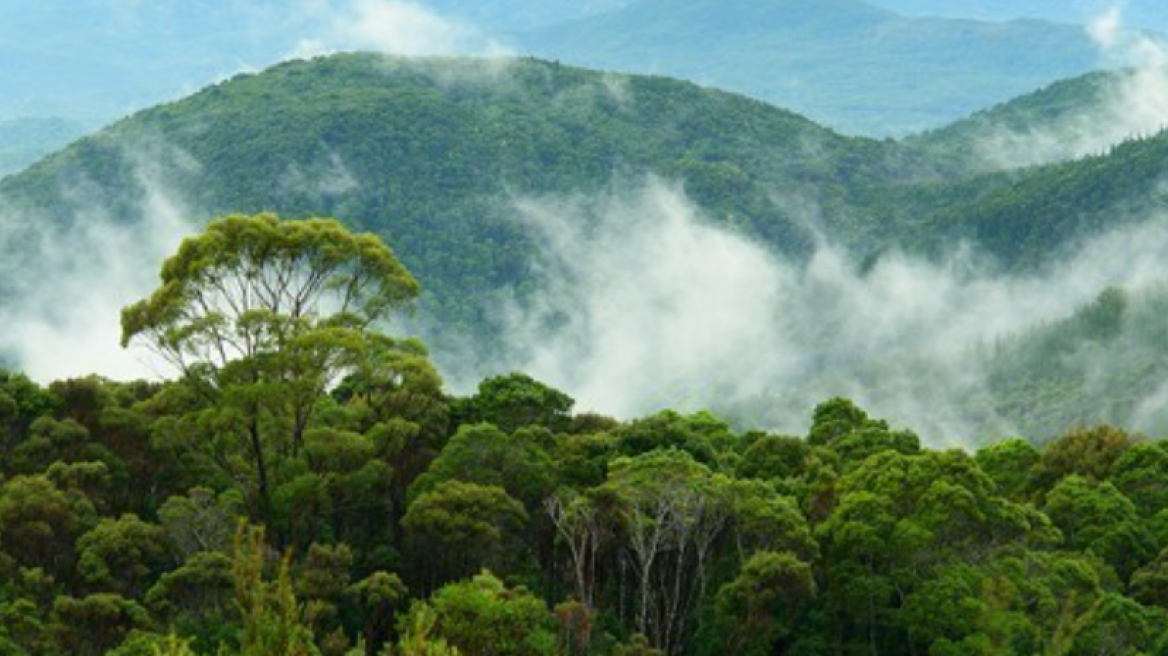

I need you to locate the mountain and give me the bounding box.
[0,54,923,347]
[905,72,1115,165]
[902,66,1168,175]
[867,0,1168,32]
[910,129,1168,264]
[519,0,1105,136]
[0,117,85,178]
[5,52,1168,440]
[0,0,1114,141]
[985,285,1168,439]
[1,53,1158,319]
[0,0,635,128]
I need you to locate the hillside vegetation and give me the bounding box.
[4,54,1168,441]
[0,55,919,343]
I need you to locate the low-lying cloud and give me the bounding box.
[6,160,1168,446]
[0,144,196,381]
[978,6,1168,169]
[445,179,1168,444]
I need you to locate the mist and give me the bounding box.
[436,178,1168,445]
[5,157,1168,446]
[978,6,1168,169]
[0,143,197,382]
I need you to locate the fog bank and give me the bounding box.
[439,179,1168,444]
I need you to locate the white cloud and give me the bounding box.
[439,179,1168,444]
[289,0,514,59]
[0,142,197,382]
[1088,5,1123,49]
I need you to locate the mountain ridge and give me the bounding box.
[519,0,1104,135]
[5,53,1168,439]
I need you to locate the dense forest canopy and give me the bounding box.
[1,214,1168,655]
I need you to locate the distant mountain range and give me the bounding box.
[0,0,1136,144]
[517,0,1106,136]
[867,0,1168,32]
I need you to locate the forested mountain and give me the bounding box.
[519,0,1103,135]
[0,54,920,346]
[904,71,1116,169]
[4,53,1168,442]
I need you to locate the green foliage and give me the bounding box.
[404,571,557,656]
[348,571,407,653]
[976,438,1040,501]
[613,410,738,466]
[106,632,199,656]
[1043,476,1155,581]
[453,373,574,434]
[0,368,57,445]
[1033,426,1135,491]
[120,212,418,356]
[0,474,96,572]
[121,213,419,525]
[736,433,811,482]
[158,487,241,558]
[50,593,151,656]
[3,353,1168,655]
[401,481,529,588]
[1108,443,1168,519]
[408,423,556,510]
[714,551,816,655]
[145,551,236,650]
[393,604,461,656]
[75,514,169,596]
[232,524,320,656]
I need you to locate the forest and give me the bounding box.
[2,212,1167,656]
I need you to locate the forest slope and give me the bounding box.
[5,54,1168,440]
[0,54,920,343]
